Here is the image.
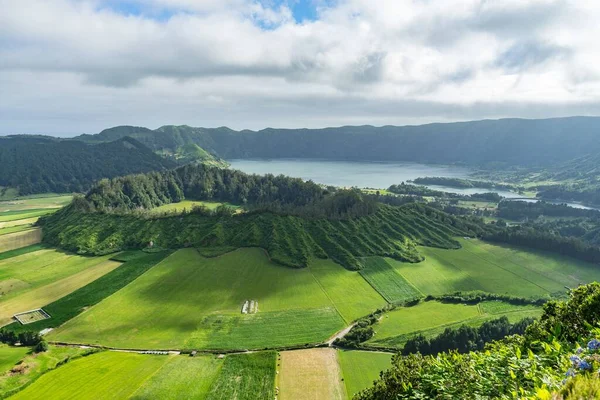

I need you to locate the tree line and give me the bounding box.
[402,316,535,356]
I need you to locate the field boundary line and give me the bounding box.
[308,268,348,324]
[459,242,552,293]
[127,353,175,398]
[472,240,573,288]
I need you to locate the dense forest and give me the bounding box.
[82,163,330,214]
[0,136,175,195]
[75,117,600,167]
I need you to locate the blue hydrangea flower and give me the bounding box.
[565,368,576,377]
[578,360,592,370]
[587,339,600,351]
[576,347,584,354]
[570,355,581,364]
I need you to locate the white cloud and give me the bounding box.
[0,0,599,135]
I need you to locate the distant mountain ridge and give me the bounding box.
[0,136,176,195]
[73,116,600,167]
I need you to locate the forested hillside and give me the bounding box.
[39,164,484,269]
[0,136,175,195]
[75,117,600,167]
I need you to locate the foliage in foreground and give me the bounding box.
[356,283,600,399]
[41,203,480,270]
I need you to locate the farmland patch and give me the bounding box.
[278,348,345,400]
[360,257,421,303]
[338,350,393,398]
[206,352,276,400]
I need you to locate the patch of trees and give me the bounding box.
[483,225,600,264]
[498,200,599,220]
[536,184,600,208]
[81,163,330,213]
[411,177,519,192]
[388,182,503,203]
[402,316,535,356]
[334,311,386,348]
[0,329,42,346]
[428,291,549,306]
[0,136,175,195]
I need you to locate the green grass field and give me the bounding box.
[4,251,172,334]
[49,248,351,349]
[150,200,239,214]
[359,257,422,303]
[0,195,72,213]
[0,249,119,325]
[131,355,223,400]
[338,350,393,399]
[0,346,92,398]
[0,244,45,262]
[0,225,34,237]
[206,352,276,400]
[188,308,344,350]
[310,258,387,322]
[367,300,542,349]
[0,209,56,223]
[10,351,169,400]
[0,345,30,374]
[389,238,600,297]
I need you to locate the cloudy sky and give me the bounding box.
[1,0,599,135]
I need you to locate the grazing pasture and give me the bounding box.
[131,355,223,399]
[5,251,171,334]
[278,348,345,400]
[359,257,422,302]
[10,351,169,400]
[188,308,344,350]
[49,248,348,349]
[0,345,29,374]
[389,238,600,297]
[206,352,276,400]
[0,346,92,398]
[338,350,393,398]
[0,209,55,223]
[0,244,45,262]
[367,300,542,349]
[0,229,41,253]
[0,217,38,230]
[0,225,35,237]
[310,258,387,322]
[0,250,119,325]
[0,195,72,212]
[150,200,239,214]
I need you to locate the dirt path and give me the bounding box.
[48,321,397,355]
[326,323,356,346]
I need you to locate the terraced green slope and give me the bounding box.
[41,203,477,270]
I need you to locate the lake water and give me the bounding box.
[228,159,521,198]
[229,159,598,209]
